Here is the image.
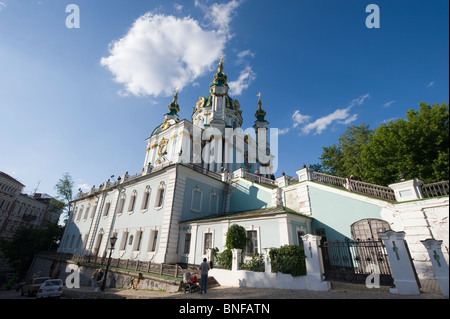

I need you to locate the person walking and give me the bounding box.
[199,258,210,294]
[91,268,100,290]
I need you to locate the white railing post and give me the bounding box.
[421,239,449,296]
[378,230,421,295]
[301,234,331,291]
[231,248,242,271]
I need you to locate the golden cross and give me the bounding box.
[257,92,262,99]
[219,55,224,64]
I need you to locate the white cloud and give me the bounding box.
[292,110,311,128]
[301,94,369,135]
[277,128,291,135]
[383,100,396,107]
[426,81,435,88]
[0,1,6,12]
[196,0,241,34]
[174,3,183,12]
[101,1,242,98]
[228,65,256,96]
[237,49,255,59]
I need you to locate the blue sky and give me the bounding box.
[0,0,448,197]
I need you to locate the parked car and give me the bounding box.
[21,277,50,297]
[36,279,63,299]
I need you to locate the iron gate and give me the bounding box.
[321,239,394,286]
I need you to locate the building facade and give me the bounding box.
[58,60,449,280]
[0,171,61,272]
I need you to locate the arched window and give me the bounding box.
[209,189,219,214]
[117,194,126,215]
[155,182,166,209]
[191,185,203,213]
[351,218,391,241]
[84,206,90,220]
[141,186,151,211]
[128,190,137,213]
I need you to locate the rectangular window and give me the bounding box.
[91,205,97,219]
[118,198,125,214]
[128,195,136,213]
[246,230,258,255]
[149,230,159,252]
[192,190,202,211]
[209,194,218,214]
[184,233,191,254]
[120,231,129,250]
[103,202,111,217]
[142,192,150,210]
[203,233,212,255]
[157,189,165,207]
[133,230,143,252]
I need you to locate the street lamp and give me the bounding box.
[100,235,118,291]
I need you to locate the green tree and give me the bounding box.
[215,224,248,270]
[319,123,373,178]
[0,221,65,278]
[54,172,74,225]
[225,224,247,250]
[360,102,449,185]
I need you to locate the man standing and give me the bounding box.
[199,258,210,294]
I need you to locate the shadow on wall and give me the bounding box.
[229,182,270,213]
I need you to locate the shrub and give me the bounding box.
[225,224,247,250]
[240,253,265,272]
[215,248,233,270]
[269,245,306,277]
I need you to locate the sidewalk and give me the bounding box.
[62,281,447,300]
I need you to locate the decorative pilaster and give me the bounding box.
[378,230,421,295]
[421,239,449,296]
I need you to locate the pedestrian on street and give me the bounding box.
[199,258,210,294]
[91,269,100,290]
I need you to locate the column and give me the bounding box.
[263,248,272,274]
[301,234,331,291]
[231,249,242,271]
[378,230,421,295]
[421,239,449,296]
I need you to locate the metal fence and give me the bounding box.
[37,251,199,279]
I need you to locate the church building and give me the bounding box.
[58,59,448,280]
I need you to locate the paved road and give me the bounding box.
[1,281,447,300]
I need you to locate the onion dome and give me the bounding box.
[210,57,228,87]
[255,93,267,122]
[167,91,180,115]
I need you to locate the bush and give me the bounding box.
[215,248,233,270]
[225,224,247,250]
[240,253,265,272]
[269,245,306,277]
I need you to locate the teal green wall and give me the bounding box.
[180,177,224,222]
[308,185,383,241]
[229,179,272,213]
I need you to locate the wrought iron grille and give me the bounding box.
[321,239,394,286]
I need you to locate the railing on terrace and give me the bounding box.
[243,171,277,187]
[311,171,396,201]
[37,251,199,279]
[183,163,222,180]
[422,181,449,198]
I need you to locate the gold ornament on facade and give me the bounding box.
[158,138,169,157]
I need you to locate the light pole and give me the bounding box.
[100,235,118,292]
